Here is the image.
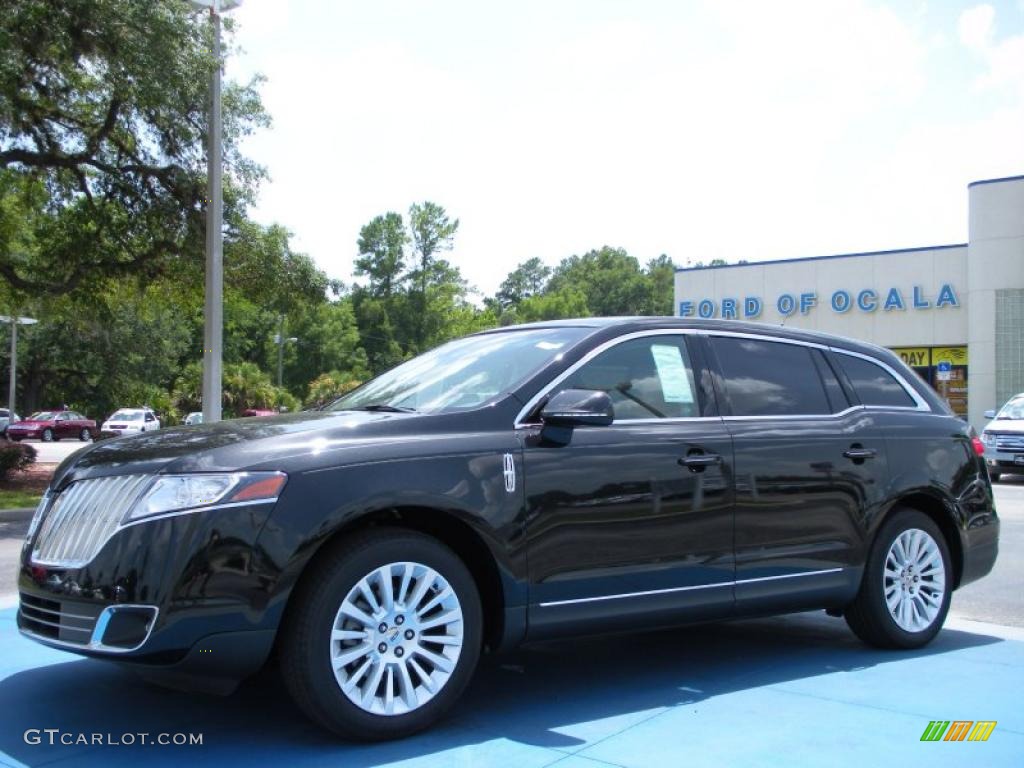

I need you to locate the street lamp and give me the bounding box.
[190,0,242,423]
[274,332,298,387]
[1,315,38,422]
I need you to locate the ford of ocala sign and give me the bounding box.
[678,283,960,319]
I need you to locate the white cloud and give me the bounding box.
[225,1,1023,297]
[958,3,1024,95]
[958,4,995,51]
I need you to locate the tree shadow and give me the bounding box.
[0,612,1004,767]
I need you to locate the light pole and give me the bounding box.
[274,318,298,387]
[1,315,38,421]
[191,0,241,423]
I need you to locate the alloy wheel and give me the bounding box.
[329,561,464,717]
[883,528,946,633]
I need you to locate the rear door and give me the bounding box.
[54,412,73,438]
[703,333,889,613]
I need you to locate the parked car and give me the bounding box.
[183,412,203,426]
[981,393,1024,481]
[241,408,277,417]
[17,319,999,740]
[6,410,95,442]
[100,407,161,438]
[0,408,20,437]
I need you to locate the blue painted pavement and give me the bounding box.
[0,606,1020,767]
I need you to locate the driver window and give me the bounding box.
[561,336,699,420]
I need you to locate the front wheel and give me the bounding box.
[845,509,951,649]
[280,529,482,740]
[990,472,1001,483]
[41,428,54,442]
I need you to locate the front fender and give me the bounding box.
[253,436,527,631]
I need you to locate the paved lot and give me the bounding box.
[17,440,89,465]
[0,484,1020,767]
[957,476,1024,626]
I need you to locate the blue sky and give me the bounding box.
[229,0,1024,297]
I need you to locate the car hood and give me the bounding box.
[984,418,1024,435]
[50,408,478,489]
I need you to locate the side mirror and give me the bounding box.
[540,389,614,427]
[984,410,996,419]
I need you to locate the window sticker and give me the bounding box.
[650,344,694,404]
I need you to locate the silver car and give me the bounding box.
[0,408,20,437]
[981,393,1024,481]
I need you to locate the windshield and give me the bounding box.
[997,397,1024,420]
[109,410,143,421]
[329,327,590,414]
[28,412,56,421]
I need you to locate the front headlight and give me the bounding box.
[982,431,995,445]
[125,472,286,521]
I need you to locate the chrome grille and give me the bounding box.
[994,433,1024,452]
[31,475,152,568]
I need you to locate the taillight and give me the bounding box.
[971,436,985,456]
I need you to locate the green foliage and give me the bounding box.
[305,371,363,409]
[0,0,269,299]
[0,439,36,481]
[355,213,407,298]
[495,257,551,309]
[171,361,296,418]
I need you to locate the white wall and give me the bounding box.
[967,176,1024,429]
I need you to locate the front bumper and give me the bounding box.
[7,428,40,438]
[984,445,1024,474]
[17,498,284,689]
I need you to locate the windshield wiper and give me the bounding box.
[348,404,417,413]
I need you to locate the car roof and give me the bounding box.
[473,316,890,357]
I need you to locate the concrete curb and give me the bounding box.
[0,507,34,523]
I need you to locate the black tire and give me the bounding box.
[845,508,952,649]
[280,528,482,741]
[990,472,1001,483]
[41,428,54,442]
[79,428,91,441]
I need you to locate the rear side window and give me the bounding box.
[561,336,700,420]
[709,337,830,416]
[835,353,917,408]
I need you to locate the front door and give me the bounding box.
[520,332,735,639]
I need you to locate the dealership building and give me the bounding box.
[674,174,1024,432]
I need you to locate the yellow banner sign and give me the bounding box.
[892,347,930,368]
[932,346,968,366]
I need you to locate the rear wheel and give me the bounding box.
[990,472,1001,482]
[281,529,482,740]
[845,509,951,649]
[79,428,91,441]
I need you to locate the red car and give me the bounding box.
[241,408,277,417]
[6,410,96,442]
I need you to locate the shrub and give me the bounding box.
[0,440,37,481]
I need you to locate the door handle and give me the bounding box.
[678,453,722,471]
[842,447,877,461]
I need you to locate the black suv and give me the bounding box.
[18,318,999,740]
